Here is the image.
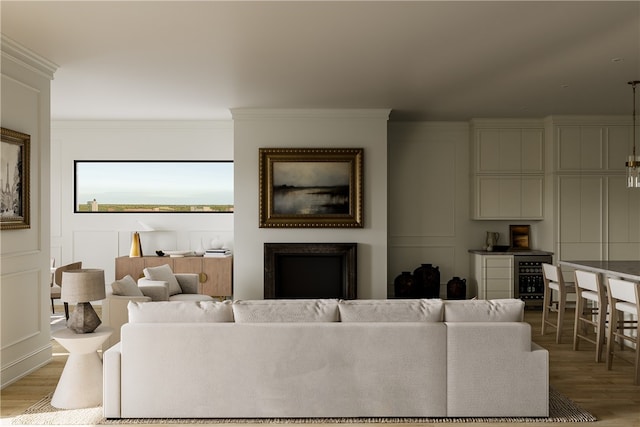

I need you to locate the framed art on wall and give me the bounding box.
[509,224,531,250]
[259,148,363,228]
[1,128,30,230]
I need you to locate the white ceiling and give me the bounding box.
[1,1,639,121]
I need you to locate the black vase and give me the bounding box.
[413,264,440,298]
[394,272,416,298]
[446,276,467,300]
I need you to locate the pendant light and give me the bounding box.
[626,80,640,188]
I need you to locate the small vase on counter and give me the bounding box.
[446,276,467,300]
[413,263,440,298]
[394,272,416,298]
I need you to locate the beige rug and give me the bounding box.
[11,387,596,425]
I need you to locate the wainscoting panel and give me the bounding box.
[0,270,41,350]
[73,231,119,283]
[388,130,456,238]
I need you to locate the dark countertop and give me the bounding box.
[559,260,640,281]
[468,249,553,256]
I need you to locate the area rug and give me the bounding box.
[11,387,596,425]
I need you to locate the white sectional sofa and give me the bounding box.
[103,298,548,419]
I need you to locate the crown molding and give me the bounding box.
[1,34,58,80]
[230,108,391,121]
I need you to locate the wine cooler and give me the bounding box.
[514,255,552,308]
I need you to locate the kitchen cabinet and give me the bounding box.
[470,120,544,220]
[554,120,640,261]
[115,256,233,298]
[470,254,514,300]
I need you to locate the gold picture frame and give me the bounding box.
[259,148,363,228]
[509,224,531,250]
[1,128,30,230]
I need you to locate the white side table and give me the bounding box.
[51,326,113,409]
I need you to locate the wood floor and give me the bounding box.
[1,308,639,426]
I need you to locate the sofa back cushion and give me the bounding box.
[143,264,182,296]
[128,300,234,323]
[232,299,339,322]
[111,275,143,297]
[338,299,444,322]
[443,299,524,322]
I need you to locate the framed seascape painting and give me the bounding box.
[1,128,30,230]
[259,148,363,228]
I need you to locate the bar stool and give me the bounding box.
[541,263,575,344]
[606,277,640,385]
[573,270,607,362]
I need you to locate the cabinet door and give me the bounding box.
[483,256,513,299]
[173,257,204,281]
[144,257,174,271]
[476,128,543,173]
[475,176,543,220]
[201,257,233,297]
[115,257,145,280]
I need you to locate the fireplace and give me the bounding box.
[264,243,357,299]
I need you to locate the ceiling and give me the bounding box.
[1,1,639,122]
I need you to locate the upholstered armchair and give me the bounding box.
[102,264,214,349]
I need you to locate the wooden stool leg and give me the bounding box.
[541,287,550,335]
[573,295,583,351]
[606,309,618,371]
[556,294,565,344]
[595,306,606,363]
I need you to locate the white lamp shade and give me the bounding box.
[61,269,106,303]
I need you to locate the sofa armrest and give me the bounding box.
[176,273,199,294]
[103,343,122,419]
[137,280,170,301]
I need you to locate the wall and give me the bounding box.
[1,35,56,388]
[50,121,234,284]
[232,109,390,300]
[387,122,551,298]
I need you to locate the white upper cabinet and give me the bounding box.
[476,128,544,173]
[471,119,545,220]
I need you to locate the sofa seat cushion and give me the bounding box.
[339,299,443,322]
[111,275,143,297]
[143,264,181,296]
[444,299,524,322]
[169,294,215,302]
[128,300,234,323]
[233,299,339,322]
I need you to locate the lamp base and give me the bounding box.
[67,302,102,334]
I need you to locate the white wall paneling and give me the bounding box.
[50,121,234,284]
[1,35,56,388]
[388,122,490,294]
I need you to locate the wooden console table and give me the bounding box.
[115,256,233,298]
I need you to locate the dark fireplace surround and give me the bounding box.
[264,243,357,300]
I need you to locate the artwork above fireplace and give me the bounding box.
[264,243,357,299]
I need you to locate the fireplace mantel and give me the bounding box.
[264,243,357,299]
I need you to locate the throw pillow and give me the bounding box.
[143,264,182,296]
[111,275,144,297]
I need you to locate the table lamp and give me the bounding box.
[61,269,106,333]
